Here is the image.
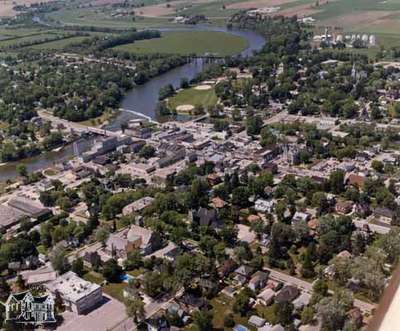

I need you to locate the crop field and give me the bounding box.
[114,30,247,56]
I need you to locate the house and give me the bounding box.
[178,293,207,312]
[248,315,266,328]
[275,285,300,303]
[248,271,269,292]
[335,200,353,214]
[255,199,274,213]
[46,271,102,314]
[234,325,250,331]
[211,197,227,209]
[293,211,311,223]
[235,265,254,279]
[207,173,222,186]
[348,307,363,328]
[374,207,394,223]
[221,286,236,298]
[257,288,275,306]
[218,259,238,278]
[190,207,221,229]
[122,197,155,215]
[5,291,55,324]
[105,224,160,258]
[146,311,170,331]
[83,251,102,268]
[293,292,311,310]
[347,174,366,189]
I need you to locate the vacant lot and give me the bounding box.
[0,0,53,17]
[114,30,248,56]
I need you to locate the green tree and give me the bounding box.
[125,297,145,323]
[193,309,213,331]
[72,257,85,277]
[16,164,28,178]
[102,259,123,283]
[50,246,71,274]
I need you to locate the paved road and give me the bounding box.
[264,267,376,313]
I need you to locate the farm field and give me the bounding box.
[0,32,61,48]
[45,7,179,29]
[114,30,247,56]
[168,86,218,112]
[27,35,95,50]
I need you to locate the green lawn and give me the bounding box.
[114,31,248,56]
[84,271,104,284]
[168,86,218,111]
[84,271,127,302]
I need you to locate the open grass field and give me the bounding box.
[114,30,247,56]
[168,85,218,111]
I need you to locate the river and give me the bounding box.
[0,26,265,182]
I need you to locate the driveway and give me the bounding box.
[57,295,131,331]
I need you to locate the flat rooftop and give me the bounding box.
[47,271,101,303]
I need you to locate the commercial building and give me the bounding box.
[46,271,102,314]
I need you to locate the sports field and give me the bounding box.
[168,86,218,112]
[114,30,247,56]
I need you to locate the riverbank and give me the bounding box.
[0,26,265,181]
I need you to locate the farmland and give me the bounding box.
[114,30,247,56]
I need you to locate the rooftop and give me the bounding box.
[46,271,101,304]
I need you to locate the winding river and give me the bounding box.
[0,26,265,181]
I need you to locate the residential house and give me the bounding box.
[218,259,238,278]
[275,285,300,303]
[105,224,160,259]
[293,292,311,310]
[190,207,221,229]
[248,315,266,328]
[248,271,269,292]
[235,265,254,279]
[255,199,275,213]
[122,197,155,215]
[335,200,354,215]
[374,207,394,223]
[257,288,275,306]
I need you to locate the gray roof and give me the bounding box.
[248,315,266,327]
[0,204,26,228]
[7,197,49,218]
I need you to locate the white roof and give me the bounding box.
[46,271,100,303]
